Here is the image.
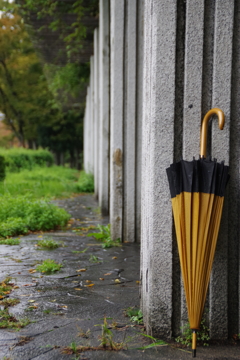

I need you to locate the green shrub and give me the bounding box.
[0,194,70,237]
[77,171,94,192]
[0,148,54,172]
[0,156,5,181]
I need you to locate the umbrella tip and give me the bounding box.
[192,349,196,357]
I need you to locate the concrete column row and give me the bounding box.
[83,0,240,340]
[84,0,143,243]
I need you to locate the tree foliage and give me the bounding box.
[0,0,59,147]
[0,0,86,167]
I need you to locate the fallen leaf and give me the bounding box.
[76,269,86,272]
[38,236,42,238]
[136,281,140,284]
[84,284,94,287]
[28,269,36,274]
[85,280,92,283]
[99,278,104,281]
[112,257,117,259]
[28,306,38,309]
[28,300,35,303]
[61,305,68,308]
[72,281,78,283]
[13,286,19,289]
[114,279,121,283]
[104,273,111,276]
[74,288,83,291]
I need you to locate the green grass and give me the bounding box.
[0,167,94,199]
[36,259,63,274]
[77,171,94,192]
[0,166,95,239]
[0,238,20,245]
[36,237,61,249]
[0,166,80,198]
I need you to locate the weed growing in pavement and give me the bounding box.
[62,317,124,356]
[77,327,91,339]
[0,298,20,308]
[89,255,101,263]
[0,309,30,329]
[36,237,62,249]
[87,224,121,248]
[98,316,125,350]
[0,277,13,297]
[175,319,210,347]
[36,259,63,274]
[0,238,20,245]
[72,248,88,254]
[125,307,143,325]
[43,309,51,314]
[137,333,167,350]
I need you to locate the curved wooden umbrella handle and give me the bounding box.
[200,108,225,158]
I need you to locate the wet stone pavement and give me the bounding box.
[0,194,239,360]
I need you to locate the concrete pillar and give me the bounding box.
[99,0,110,216]
[141,0,177,338]
[123,0,137,243]
[110,0,143,242]
[110,0,125,240]
[90,55,95,174]
[94,29,99,199]
[84,86,91,174]
[181,0,205,328]
[209,1,234,339]
[135,0,144,243]
[141,0,240,339]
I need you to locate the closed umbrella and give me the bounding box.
[166,108,230,357]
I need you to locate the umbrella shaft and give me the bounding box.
[192,331,197,357]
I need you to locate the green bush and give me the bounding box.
[78,171,94,192]
[0,148,54,172]
[0,194,70,237]
[0,156,6,181]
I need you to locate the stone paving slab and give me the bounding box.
[0,194,239,360]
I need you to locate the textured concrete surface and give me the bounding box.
[209,1,234,340]
[110,0,124,241]
[123,0,137,243]
[99,0,110,216]
[90,55,95,175]
[0,194,239,360]
[141,0,240,340]
[135,0,144,243]
[141,0,177,338]
[94,28,99,200]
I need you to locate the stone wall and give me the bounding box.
[84,0,240,339]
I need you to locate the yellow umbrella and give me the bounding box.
[166,108,230,357]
